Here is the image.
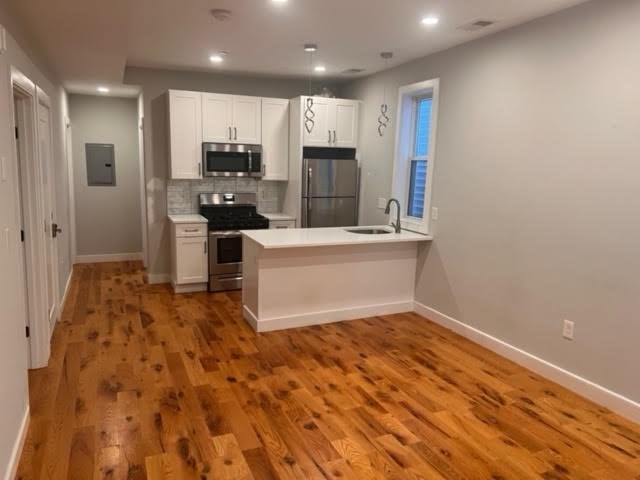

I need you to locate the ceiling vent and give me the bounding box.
[458,20,495,32]
[342,68,366,75]
[210,9,232,21]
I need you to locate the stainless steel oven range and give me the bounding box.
[199,193,269,292]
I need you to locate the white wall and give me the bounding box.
[69,94,142,257]
[123,66,344,279]
[343,0,640,403]
[0,7,70,479]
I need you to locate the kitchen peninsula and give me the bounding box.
[242,226,432,332]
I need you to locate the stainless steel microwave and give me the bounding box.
[202,143,263,178]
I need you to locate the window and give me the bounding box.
[407,97,432,218]
[391,79,439,234]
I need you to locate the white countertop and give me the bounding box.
[167,214,208,224]
[260,213,296,221]
[242,225,432,249]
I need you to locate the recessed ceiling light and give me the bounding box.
[209,54,225,63]
[97,86,110,93]
[421,16,439,26]
[272,0,287,3]
[304,44,318,52]
[314,65,326,73]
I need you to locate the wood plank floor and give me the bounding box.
[16,262,640,479]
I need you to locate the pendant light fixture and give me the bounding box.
[378,52,393,137]
[304,43,317,134]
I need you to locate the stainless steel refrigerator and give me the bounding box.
[301,150,358,228]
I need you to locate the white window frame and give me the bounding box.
[390,78,440,235]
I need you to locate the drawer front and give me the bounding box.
[176,223,207,237]
[269,220,296,229]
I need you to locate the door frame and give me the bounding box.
[10,67,53,368]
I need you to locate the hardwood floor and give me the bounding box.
[16,262,640,479]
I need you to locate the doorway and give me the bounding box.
[11,69,59,368]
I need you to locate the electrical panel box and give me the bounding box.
[85,143,116,186]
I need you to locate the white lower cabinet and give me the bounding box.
[170,221,208,293]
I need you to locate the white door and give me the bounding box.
[303,97,333,147]
[232,96,261,144]
[334,101,359,148]
[176,237,207,284]
[168,90,202,179]
[37,95,58,334]
[202,93,233,143]
[261,98,289,181]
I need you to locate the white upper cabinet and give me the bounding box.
[261,98,289,181]
[334,100,359,148]
[302,97,359,148]
[202,94,261,144]
[232,96,261,144]
[202,93,233,142]
[167,90,203,179]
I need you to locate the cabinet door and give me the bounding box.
[168,90,203,179]
[176,237,208,284]
[334,100,359,148]
[202,93,233,142]
[303,97,334,147]
[232,96,261,144]
[261,98,289,180]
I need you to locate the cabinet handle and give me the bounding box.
[228,126,232,140]
[262,164,266,176]
[184,228,199,232]
[234,127,238,140]
[328,130,332,144]
[204,241,207,254]
[275,226,288,229]
[333,130,337,144]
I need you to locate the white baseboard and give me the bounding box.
[245,301,415,333]
[74,252,142,264]
[414,301,640,424]
[145,273,171,285]
[60,269,73,312]
[172,282,208,294]
[4,405,29,480]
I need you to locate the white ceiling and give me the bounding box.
[7,0,588,96]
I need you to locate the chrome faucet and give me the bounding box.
[385,198,402,233]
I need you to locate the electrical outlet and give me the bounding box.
[431,207,439,221]
[562,320,574,340]
[1,156,7,182]
[378,197,387,209]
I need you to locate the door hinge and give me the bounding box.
[25,326,30,338]
[15,126,19,139]
[20,229,25,242]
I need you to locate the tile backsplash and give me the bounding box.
[167,178,281,215]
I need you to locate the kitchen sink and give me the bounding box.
[345,228,393,235]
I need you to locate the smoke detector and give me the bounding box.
[210,9,232,21]
[459,19,495,32]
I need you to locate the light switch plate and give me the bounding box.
[378,197,387,209]
[0,156,7,182]
[431,207,439,221]
[0,25,6,54]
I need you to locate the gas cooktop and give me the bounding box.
[199,193,269,232]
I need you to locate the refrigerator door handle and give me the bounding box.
[328,130,332,144]
[307,167,313,226]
